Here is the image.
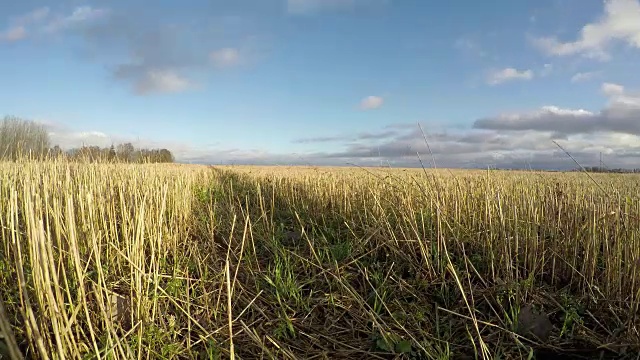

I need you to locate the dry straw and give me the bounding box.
[1,160,639,359]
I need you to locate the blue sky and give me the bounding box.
[1,0,640,168]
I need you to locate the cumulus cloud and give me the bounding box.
[473,106,597,134]
[43,122,113,149]
[84,14,205,94]
[360,95,384,110]
[533,0,640,61]
[486,67,534,85]
[129,69,193,95]
[601,82,625,96]
[109,57,198,95]
[1,5,264,94]
[75,7,266,94]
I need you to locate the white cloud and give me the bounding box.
[53,130,110,147]
[77,8,264,95]
[0,26,26,42]
[571,71,600,82]
[134,69,193,95]
[487,67,534,85]
[533,0,640,61]
[210,48,241,68]
[473,84,640,138]
[602,82,625,96]
[45,123,113,149]
[360,95,384,110]
[475,106,595,129]
[44,6,109,33]
[610,93,640,107]
[0,6,107,41]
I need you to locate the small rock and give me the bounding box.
[517,304,553,341]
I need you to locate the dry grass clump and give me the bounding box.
[1,161,640,359]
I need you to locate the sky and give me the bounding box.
[1,0,640,169]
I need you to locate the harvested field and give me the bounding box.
[1,161,640,359]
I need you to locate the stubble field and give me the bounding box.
[1,161,639,359]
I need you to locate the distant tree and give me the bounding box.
[104,145,116,161]
[48,145,63,159]
[116,143,135,162]
[131,148,142,163]
[70,145,101,162]
[64,143,175,164]
[0,116,51,160]
[159,149,174,163]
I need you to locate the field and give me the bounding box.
[1,161,640,359]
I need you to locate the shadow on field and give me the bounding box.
[190,166,636,359]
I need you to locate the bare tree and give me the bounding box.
[0,116,51,160]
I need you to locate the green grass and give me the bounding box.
[1,161,640,359]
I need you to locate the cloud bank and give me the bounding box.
[44,82,640,170]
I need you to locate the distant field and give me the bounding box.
[1,161,639,359]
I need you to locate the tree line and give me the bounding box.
[573,166,640,174]
[1,116,175,163]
